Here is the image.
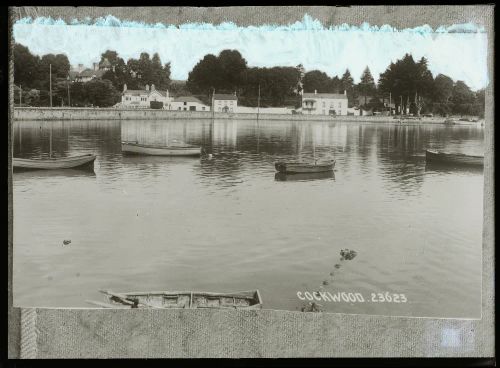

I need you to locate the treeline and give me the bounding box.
[13,44,171,107]
[13,43,485,117]
[378,54,485,117]
[186,50,485,116]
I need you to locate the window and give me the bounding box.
[178,107,181,110]
[184,107,187,111]
[184,102,187,106]
[202,107,206,111]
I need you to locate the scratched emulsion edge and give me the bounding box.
[8,6,22,360]
[7,6,494,358]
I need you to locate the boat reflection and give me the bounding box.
[425,161,484,174]
[12,167,96,179]
[121,154,200,166]
[275,171,335,182]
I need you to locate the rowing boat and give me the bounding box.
[95,289,263,309]
[13,154,96,171]
[275,160,335,174]
[121,141,201,156]
[425,150,483,166]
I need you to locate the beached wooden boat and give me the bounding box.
[425,150,483,166]
[122,141,201,156]
[95,289,263,309]
[275,160,335,174]
[13,154,96,171]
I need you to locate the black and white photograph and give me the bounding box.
[10,5,489,324]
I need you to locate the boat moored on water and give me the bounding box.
[13,154,96,171]
[90,289,263,309]
[275,160,335,174]
[121,141,201,156]
[425,150,484,166]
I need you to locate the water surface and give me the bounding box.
[13,119,484,317]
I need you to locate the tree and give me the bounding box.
[450,81,475,105]
[218,49,247,92]
[433,74,454,103]
[13,43,41,89]
[84,79,120,107]
[40,53,70,79]
[99,50,127,90]
[379,53,435,115]
[187,50,247,96]
[358,67,376,106]
[341,69,357,107]
[187,54,224,95]
[303,70,331,93]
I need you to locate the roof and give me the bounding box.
[78,68,95,78]
[77,68,107,79]
[123,90,148,96]
[100,58,112,67]
[170,80,186,85]
[302,93,347,100]
[214,94,237,101]
[173,96,204,104]
[123,89,169,97]
[153,90,169,97]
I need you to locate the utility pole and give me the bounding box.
[389,92,392,115]
[49,63,53,108]
[257,83,261,121]
[400,95,403,115]
[212,88,215,119]
[19,84,22,107]
[67,75,71,107]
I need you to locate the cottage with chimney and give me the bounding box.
[213,93,238,112]
[121,84,172,109]
[302,90,348,116]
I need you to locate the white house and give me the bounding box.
[213,93,238,112]
[121,84,172,109]
[169,96,210,111]
[302,91,348,115]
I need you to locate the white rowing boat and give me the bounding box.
[13,154,96,170]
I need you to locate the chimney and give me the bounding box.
[93,62,98,71]
[344,90,347,95]
[123,84,127,92]
[166,89,169,99]
[151,84,155,91]
[145,84,150,91]
[314,90,317,95]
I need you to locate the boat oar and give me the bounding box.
[98,290,162,309]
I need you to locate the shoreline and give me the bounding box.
[13,107,483,126]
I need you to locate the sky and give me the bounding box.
[13,15,489,91]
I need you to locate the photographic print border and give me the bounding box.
[7,5,495,358]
